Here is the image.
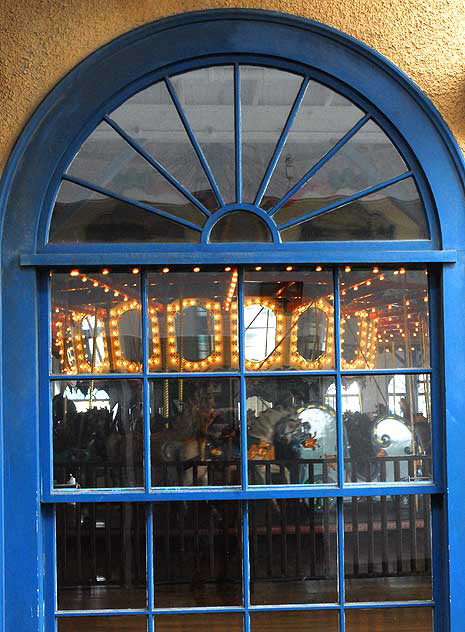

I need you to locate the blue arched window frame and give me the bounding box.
[1,9,465,631]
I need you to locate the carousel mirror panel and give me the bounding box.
[152,501,242,607]
[339,265,430,370]
[47,265,436,632]
[56,503,147,610]
[249,498,337,604]
[51,270,143,374]
[58,617,148,631]
[154,614,244,632]
[150,378,240,487]
[342,374,432,483]
[246,377,337,486]
[244,266,334,371]
[52,379,144,488]
[250,611,339,631]
[147,267,238,372]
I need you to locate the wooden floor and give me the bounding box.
[58,608,433,631]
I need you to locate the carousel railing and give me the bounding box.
[55,456,432,595]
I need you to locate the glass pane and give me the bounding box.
[345,607,433,631]
[262,81,365,210]
[280,177,428,241]
[170,66,235,205]
[65,121,205,226]
[273,119,407,224]
[153,501,242,606]
[209,211,272,242]
[343,375,432,483]
[240,66,302,203]
[51,270,143,374]
[147,267,238,372]
[110,81,218,211]
[58,617,147,631]
[340,265,430,369]
[154,614,243,632]
[250,611,339,631]
[50,180,200,243]
[244,266,334,371]
[56,503,146,609]
[247,377,337,486]
[150,378,240,487]
[250,498,338,604]
[53,379,144,488]
[345,494,432,602]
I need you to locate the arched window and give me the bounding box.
[2,10,465,632]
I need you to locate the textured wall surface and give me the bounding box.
[1,0,465,169]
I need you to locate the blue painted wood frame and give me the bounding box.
[1,8,465,631]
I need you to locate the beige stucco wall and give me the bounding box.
[1,0,465,170]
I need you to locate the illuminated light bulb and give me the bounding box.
[255,266,262,271]
[225,266,231,272]
[162,267,170,274]
[102,268,109,275]
[113,291,119,297]
[372,266,379,274]
[341,290,346,296]
[379,275,385,281]
[316,265,323,272]
[70,269,79,277]
[93,281,99,287]
[423,296,428,303]
[353,285,359,291]
[193,267,200,272]
[104,287,110,293]
[344,266,351,273]
[286,266,293,271]
[366,280,371,286]
[132,268,140,275]
[400,268,406,275]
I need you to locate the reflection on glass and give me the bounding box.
[110,80,218,212]
[281,178,428,242]
[150,378,240,487]
[340,265,430,369]
[296,306,329,362]
[261,80,364,210]
[170,66,235,205]
[174,306,213,362]
[343,374,432,483]
[240,66,302,203]
[51,270,142,374]
[250,498,338,604]
[251,611,339,631]
[154,614,243,632]
[58,617,147,631]
[153,501,242,606]
[345,495,432,602]
[247,377,337,485]
[147,267,238,372]
[65,121,205,226]
[53,379,144,488]
[245,304,277,363]
[50,180,201,243]
[244,266,334,371]
[209,211,272,242]
[345,607,433,631]
[57,503,146,610]
[274,119,407,224]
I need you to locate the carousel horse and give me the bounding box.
[247,405,302,485]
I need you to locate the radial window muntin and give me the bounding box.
[47,61,433,247]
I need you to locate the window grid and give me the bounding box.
[41,264,439,631]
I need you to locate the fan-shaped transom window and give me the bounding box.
[50,64,430,245]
